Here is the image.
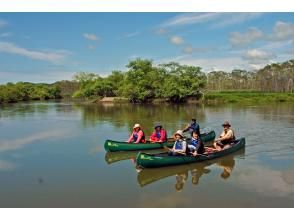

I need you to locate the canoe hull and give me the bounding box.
[104,130,216,152]
[136,138,245,168]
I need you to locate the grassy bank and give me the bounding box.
[204,91,294,103]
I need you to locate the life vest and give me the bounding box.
[133,130,145,143]
[175,140,184,150]
[189,122,200,134]
[133,132,138,142]
[156,131,161,139]
[191,138,199,147]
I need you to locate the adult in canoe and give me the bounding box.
[187,131,205,156]
[213,121,235,151]
[168,130,187,156]
[150,123,167,143]
[183,118,200,136]
[127,123,146,144]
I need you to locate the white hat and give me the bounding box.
[133,123,141,129]
[174,130,184,137]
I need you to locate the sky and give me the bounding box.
[0,13,294,83]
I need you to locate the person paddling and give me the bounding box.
[169,130,187,156]
[183,118,200,136]
[150,123,167,143]
[213,121,235,151]
[127,123,146,143]
[187,131,205,156]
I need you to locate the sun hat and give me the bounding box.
[133,123,141,129]
[154,123,162,129]
[174,130,184,137]
[222,121,231,127]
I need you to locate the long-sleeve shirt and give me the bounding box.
[183,122,200,135]
[150,129,167,142]
[172,139,187,153]
[127,130,145,143]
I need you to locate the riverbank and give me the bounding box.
[1,90,293,105]
[203,91,294,104]
[94,91,294,104]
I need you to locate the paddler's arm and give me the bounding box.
[182,124,190,132]
[218,130,233,141]
[159,130,167,142]
[127,132,134,143]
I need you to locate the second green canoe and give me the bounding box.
[104,130,216,152]
[136,137,245,168]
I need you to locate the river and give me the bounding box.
[0,101,293,207]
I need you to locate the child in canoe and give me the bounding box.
[187,131,205,156]
[169,130,187,156]
[127,123,146,143]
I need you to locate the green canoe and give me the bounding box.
[104,130,216,152]
[136,137,245,168]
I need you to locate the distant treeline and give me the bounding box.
[207,60,294,92]
[0,59,293,104]
[0,82,61,103]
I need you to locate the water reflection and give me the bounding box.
[75,103,207,133]
[105,149,168,164]
[0,129,71,153]
[137,148,245,190]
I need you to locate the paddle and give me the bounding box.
[162,146,186,155]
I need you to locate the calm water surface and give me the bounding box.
[0,101,293,207]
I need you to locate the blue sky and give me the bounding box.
[0,13,293,83]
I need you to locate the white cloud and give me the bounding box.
[0,19,8,28]
[0,32,12,38]
[157,55,248,72]
[229,27,264,47]
[183,45,214,54]
[0,41,70,64]
[211,13,263,29]
[162,13,221,27]
[270,21,294,41]
[169,35,184,45]
[123,31,140,38]
[155,28,168,35]
[242,49,276,64]
[87,45,96,50]
[83,33,99,41]
[0,160,16,171]
[161,13,263,28]
[0,130,71,153]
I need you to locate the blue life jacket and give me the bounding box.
[189,122,200,134]
[156,131,161,138]
[133,131,145,143]
[133,133,138,142]
[191,138,199,147]
[175,140,183,150]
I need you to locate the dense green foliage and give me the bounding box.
[0,82,61,103]
[54,80,80,98]
[73,59,207,102]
